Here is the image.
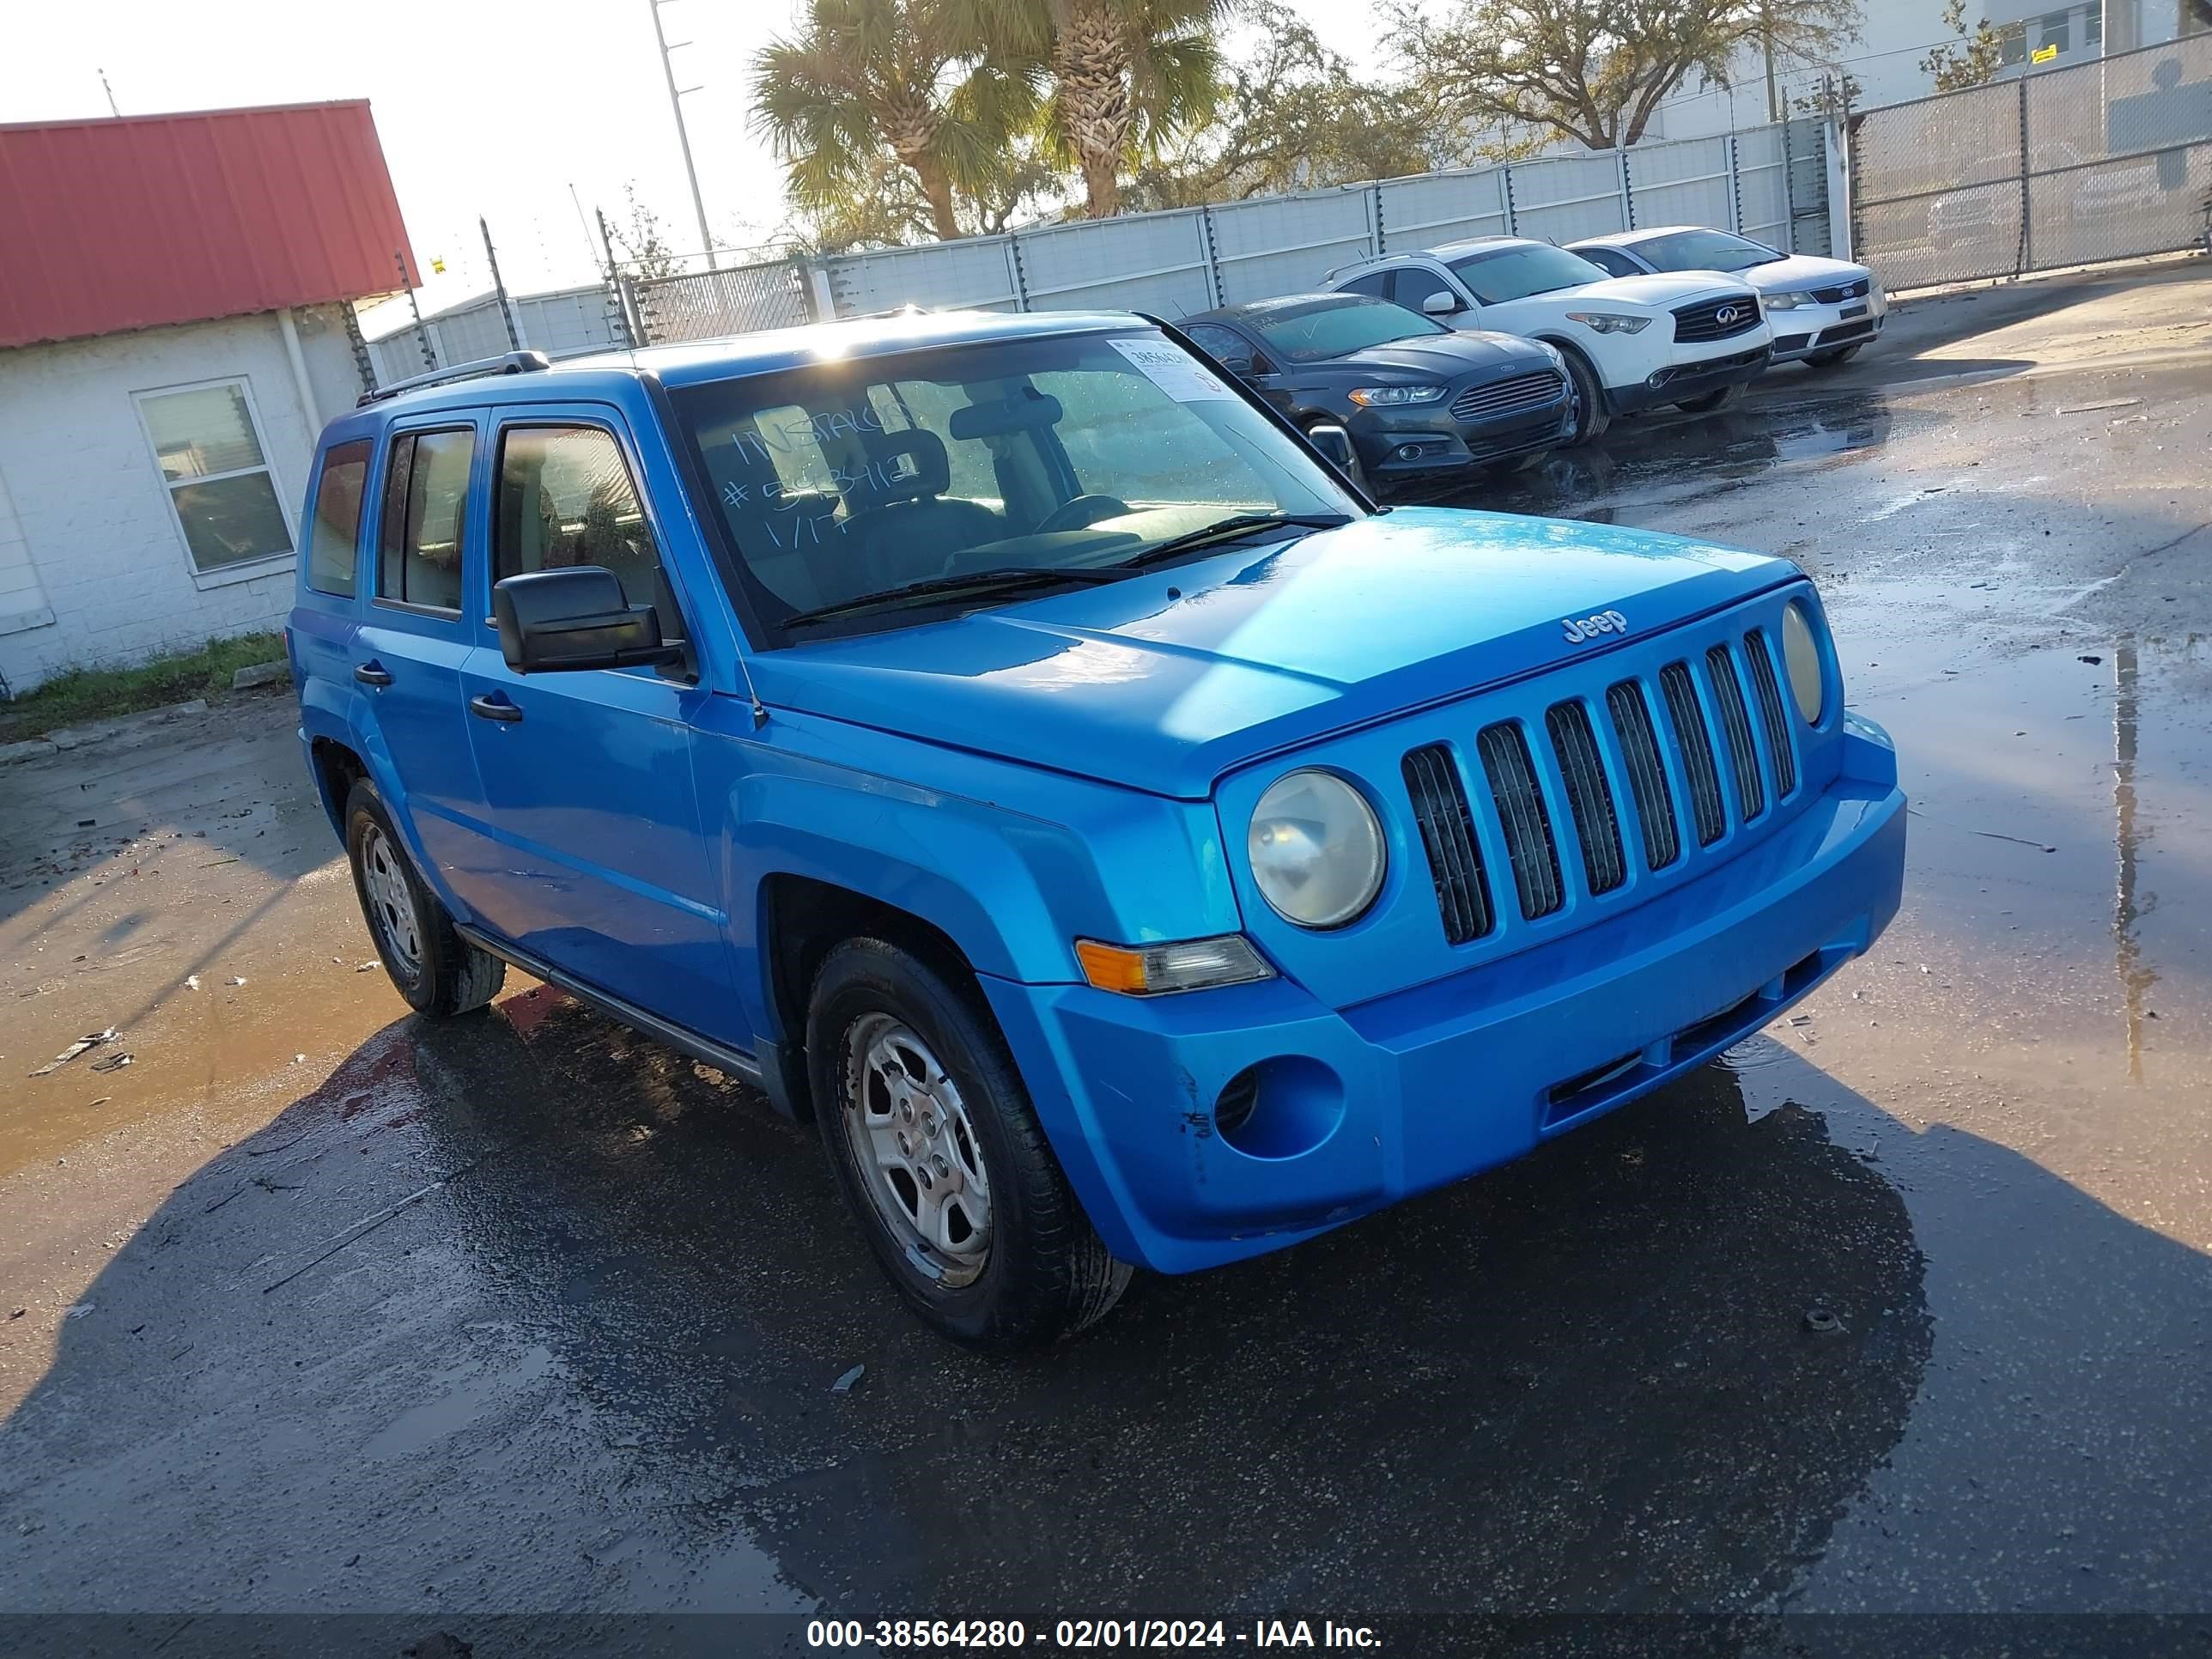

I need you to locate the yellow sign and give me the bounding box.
[2033,43,2059,63]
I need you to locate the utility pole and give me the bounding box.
[647,0,719,271]
[1763,23,1781,125]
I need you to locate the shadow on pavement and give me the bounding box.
[0,960,2183,1626]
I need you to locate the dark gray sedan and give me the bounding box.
[1180,293,1574,484]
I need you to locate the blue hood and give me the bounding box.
[750,507,1795,799]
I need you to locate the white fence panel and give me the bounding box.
[1733,125,1796,248]
[1623,136,1737,233]
[432,301,513,363]
[1208,189,1375,304]
[1016,210,1216,315]
[830,237,1021,315]
[513,287,623,356]
[1510,151,1632,243]
[1376,167,1510,251]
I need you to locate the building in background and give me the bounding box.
[1644,0,2211,139]
[0,100,410,696]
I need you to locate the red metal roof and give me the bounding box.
[0,100,416,350]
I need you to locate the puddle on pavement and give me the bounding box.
[1838,626,2210,1091]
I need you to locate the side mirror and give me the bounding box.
[1304,422,1357,472]
[493,567,680,674]
[1218,354,1257,377]
[1422,290,1463,317]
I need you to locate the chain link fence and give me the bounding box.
[1850,34,2212,290]
[630,258,817,344]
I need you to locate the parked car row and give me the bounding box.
[1177,228,1886,489]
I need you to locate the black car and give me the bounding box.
[1180,293,1575,484]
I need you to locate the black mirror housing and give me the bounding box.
[493,567,680,674]
[1304,422,1357,471]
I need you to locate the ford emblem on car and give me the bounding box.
[1561,609,1629,642]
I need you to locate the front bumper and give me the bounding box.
[1770,294,1888,362]
[1606,343,1772,414]
[1351,392,1575,478]
[983,719,1905,1274]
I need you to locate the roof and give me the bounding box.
[0,100,415,350]
[353,308,1155,419]
[1185,293,1361,325]
[1567,226,1703,248]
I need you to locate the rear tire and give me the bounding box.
[1550,345,1611,444]
[1804,343,1864,368]
[1674,380,1747,415]
[343,777,505,1018]
[809,938,1131,1352]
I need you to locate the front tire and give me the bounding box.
[344,777,505,1017]
[1550,345,1611,444]
[808,938,1131,1351]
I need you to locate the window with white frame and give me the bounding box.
[136,380,294,574]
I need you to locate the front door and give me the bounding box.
[450,408,739,1043]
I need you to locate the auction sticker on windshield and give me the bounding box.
[1110,337,1235,400]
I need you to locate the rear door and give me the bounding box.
[452,406,738,1041]
[354,416,488,886]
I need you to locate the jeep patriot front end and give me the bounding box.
[290,313,1905,1348]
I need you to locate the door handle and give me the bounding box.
[353,661,392,687]
[469,692,524,723]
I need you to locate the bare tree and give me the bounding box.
[1920,0,2007,94]
[1395,0,1864,151]
[608,185,684,279]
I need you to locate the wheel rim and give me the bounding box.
[360,823,423,979]
[840,1013,992,1287]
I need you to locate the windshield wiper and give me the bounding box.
[781,565,1126,629]
[1106,512,1352,572]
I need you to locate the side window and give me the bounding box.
[307,440,370,598]
[376,428,472,612]
[1579,247,1638,279]
[1337,271,1391,301]
[1390,267,1454,309]
[494,425,667,611]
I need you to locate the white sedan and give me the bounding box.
[1324,237,1772,443]
[1568,226,1886,369]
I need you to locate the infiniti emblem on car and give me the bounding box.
[1561,609,1629,643]
[1715,304,1742,325]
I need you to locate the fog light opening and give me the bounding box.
[1212,1055,1346,1160]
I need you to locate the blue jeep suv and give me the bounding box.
[289,311,1905,1350]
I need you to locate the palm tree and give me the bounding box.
[752,0,1031,242]
[975,0,1230,218]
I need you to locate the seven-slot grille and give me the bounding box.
[1808,276,1871,304]
[1449,370,1565,424]
[1670,295,1763,343]
[1401,629,1802,944]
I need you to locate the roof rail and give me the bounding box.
[357,349,551,407]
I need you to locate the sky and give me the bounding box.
[4,0,1389,335]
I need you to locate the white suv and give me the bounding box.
[1324,237,1772,443]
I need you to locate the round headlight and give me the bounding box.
[1782,601,1825,724]
[1249,771,1386,929]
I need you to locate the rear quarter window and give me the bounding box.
[306,440,371,598]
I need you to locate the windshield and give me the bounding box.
[1627,229,1778,272]
[1251,297,1448,362]
[1447,243,1614,303]
[669,330,1361,640]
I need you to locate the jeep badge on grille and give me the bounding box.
[1561,609,1628,643]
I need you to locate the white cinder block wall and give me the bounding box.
[0,303,362,696]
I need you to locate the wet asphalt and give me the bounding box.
[2,258,2209,1644]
